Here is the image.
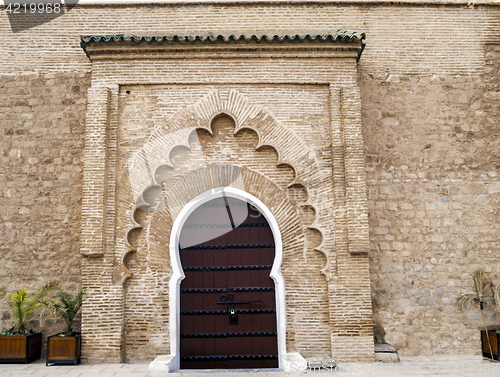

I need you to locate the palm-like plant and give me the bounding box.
[457,269,486,311]
[49,289,85,336]
[457,269,494,360]
[5,281,59,334]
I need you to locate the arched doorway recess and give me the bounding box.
[169,187,286,370]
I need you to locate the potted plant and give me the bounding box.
[481,282,500,361]
[0,281,58,363]
[46,288,85,366]
[457,269,500,361]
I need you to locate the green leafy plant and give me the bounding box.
[1,327,14,336]
[5,281,59,335]
[49,289,85,336]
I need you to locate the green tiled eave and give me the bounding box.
[80,31,366,52]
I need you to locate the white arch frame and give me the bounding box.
[168,187,287,371]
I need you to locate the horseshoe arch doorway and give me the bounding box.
[169,187,285,370]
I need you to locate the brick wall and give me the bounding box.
[1,3,499,75]
[0,0,498,364]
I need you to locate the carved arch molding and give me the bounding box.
[123,89,331,281]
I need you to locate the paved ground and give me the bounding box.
[0,355,498,377]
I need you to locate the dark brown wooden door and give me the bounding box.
[179,196,278,369]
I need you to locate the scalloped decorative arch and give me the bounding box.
[126,89,334,281]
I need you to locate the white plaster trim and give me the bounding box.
[165,186,287,371]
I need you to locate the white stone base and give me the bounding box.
[149,355,175,372]
[150,352,308,373]
[283,352,308,373]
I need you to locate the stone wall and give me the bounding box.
[364,45,500,355]
[0,72,89,337]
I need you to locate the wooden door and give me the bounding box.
[179,196,278,369]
